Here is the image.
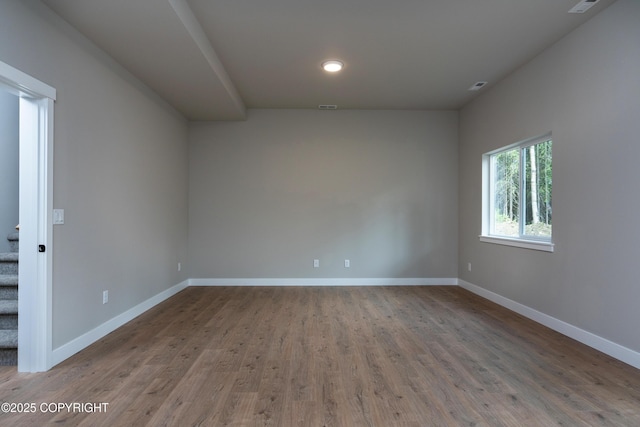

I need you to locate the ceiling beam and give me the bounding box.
[168,0,246,119]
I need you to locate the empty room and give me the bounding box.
[1,0,639,425]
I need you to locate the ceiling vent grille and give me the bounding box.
[569,0,600,14]
[318,104,338,110]
[468,81,487,91]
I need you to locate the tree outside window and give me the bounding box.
[488,137,552,241]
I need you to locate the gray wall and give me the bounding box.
[4,0,635,365]
[0,0,189,348]
[189,109,458,279]
[459,0,640,353]
[0,91,18,252]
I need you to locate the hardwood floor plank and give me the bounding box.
[1,286,640,426]
[282,401,320,427]
[253,358,288,426]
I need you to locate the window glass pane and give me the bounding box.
[482,135,552,249]
[523,140,552,238]
[492,148,520,237]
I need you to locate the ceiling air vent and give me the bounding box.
[318,104,338,110]
[569,0,600,14]
[468,81,487,91]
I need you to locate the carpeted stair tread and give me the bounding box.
[0,314,17,329]
[1,232,18,365]
[0,300,18,315]
[7,232,19,253]
[0,253,18,262]
[0,275,18,286]
[0,329,18,348]
[0,253,18,275]
[0,287,17,300]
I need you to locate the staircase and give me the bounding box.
[0,231,18,365]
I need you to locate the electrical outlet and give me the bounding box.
[344,259,350,268]
[468,262,472,272]
[313,259,320,268]
[178,262,182,272]
[103,290,109,304]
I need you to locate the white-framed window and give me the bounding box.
[480,134,554,252]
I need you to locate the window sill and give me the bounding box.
[479,235,554,252]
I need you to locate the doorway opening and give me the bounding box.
[0,60,55,372]
[0,89,19,366]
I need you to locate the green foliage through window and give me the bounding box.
[490,138,552,240]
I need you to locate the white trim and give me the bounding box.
[189,278,458,287]
[21,97,54,372]
[1,59,57,373]
[481,133,553,247]
[0,61,56,100]
[50,278,452,367]
[479,235,555,252]
[42,98,55,371]
[51,281,189,367]
[47,277,640,371]
[458,279,640,370]
[18,98,41,371]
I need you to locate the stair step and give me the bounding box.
[0,349,17,365]
[0,253,18,276]
[0,315,17,329]
[0,253,18,262]
[0,329,17,348]
[0,275,18,286]
[0,272,18,300]
[0,286,17,300]
[1,234,18,366]
[0,274,18,299]
[0,265,18,275]
[0,300,18,315]
[7,232,19,253]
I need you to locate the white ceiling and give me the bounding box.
[41,0,616,120]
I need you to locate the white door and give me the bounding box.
[0,60,55,372]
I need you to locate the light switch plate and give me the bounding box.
[53,209,64,225]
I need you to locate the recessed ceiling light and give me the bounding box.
[322,60,344,72]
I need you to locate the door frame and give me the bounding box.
[0,60,55,372]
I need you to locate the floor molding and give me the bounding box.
[50,277,640,372]
[188,277,458,287]
[50,280,189,368]
[458,279,640,370]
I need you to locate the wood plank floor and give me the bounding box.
[1,286,639,426]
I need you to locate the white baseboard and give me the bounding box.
[458,279,640,370]
[48,277,453,368]
[50,280,189,368]
[50,277,640,372]
[189,277,458,287]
